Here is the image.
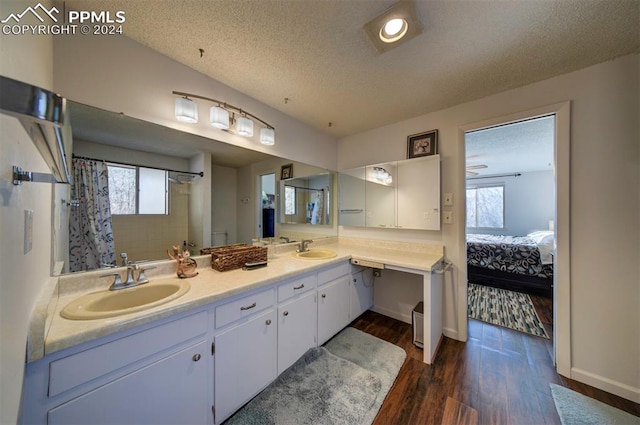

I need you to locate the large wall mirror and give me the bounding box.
[53,101,337,275]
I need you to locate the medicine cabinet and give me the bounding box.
[338,155,440,231]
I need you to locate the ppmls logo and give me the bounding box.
[2,2,125,36]
[1,3,59,24]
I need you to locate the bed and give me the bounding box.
[466,231,554,296]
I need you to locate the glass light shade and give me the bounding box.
[384,18,404,36]
[237,116,254,137]
[210,106,230,129]
[174,97,198,123]
[260,127,275,145]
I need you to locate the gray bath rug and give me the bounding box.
[550,384,640,425]
[224,327,406,425]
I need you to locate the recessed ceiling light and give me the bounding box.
[380,18,407,42]
[364,1,423,54]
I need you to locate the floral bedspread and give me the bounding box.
[466,234,553,279]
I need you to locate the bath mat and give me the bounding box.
[550,384,640,425]
[224,327,406,425]
[468,283,549,338]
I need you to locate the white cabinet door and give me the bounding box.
[396,155,441,230]
[214,309,277,423]
[350,271,374,320]
[338,171,366,226]
[365,162,396,228]
[317,275,350,345]
[277,291,317,374]
[48,341,210,425]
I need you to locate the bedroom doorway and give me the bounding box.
[454,102,571,376]
[464,115,555,340]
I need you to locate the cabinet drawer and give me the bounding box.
[215,288,275,328]
[277,274,316,302]
[317,262,350,286]
[49,311,207,397]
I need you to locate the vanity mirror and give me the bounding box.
[54,101,337,275]
[338,155,441,231]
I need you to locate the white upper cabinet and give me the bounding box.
[339,155,440,231]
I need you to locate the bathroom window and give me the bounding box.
[466,184,504,229]
[284,185,296,215]
[108,163,168,215]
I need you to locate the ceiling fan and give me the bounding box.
[466,164,488,177]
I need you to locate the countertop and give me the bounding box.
[28,238,444,362]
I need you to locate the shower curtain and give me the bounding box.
[310,189,325,225]
[69,158,116,272]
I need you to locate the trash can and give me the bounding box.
[412,301,424,349]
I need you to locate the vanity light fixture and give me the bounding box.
[174,96,198,123]
[364,1,423,53]
[172,91,275,145]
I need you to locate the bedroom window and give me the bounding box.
[466,184,504,229]
[107,163,169,215]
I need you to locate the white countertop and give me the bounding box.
[29,239,443,362]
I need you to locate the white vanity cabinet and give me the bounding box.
[213,288,277,423]
[22,311,211,425]
[317,263,351,345]
[277,274,317,374]
[349,268,374,320]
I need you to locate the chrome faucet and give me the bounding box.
[101,262,155,291]
[279,236,290,243]
[120,252,128,266]
[297,239,314,253]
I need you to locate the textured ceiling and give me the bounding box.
[466,115,554,177]
[70,0,638,138]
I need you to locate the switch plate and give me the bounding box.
[24,209,33,254]
[442,211,453,224]
[443,193,453,206]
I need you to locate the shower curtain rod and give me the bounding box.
[466,172,521,180]
[72,155,204,178]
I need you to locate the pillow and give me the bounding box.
[527,231,554,264]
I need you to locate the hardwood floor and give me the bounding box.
[350,309,640,425]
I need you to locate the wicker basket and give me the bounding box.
[201,244,268,272]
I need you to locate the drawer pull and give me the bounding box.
[283,311,289,316]
[240,302,257,311]
[321,294,326,298]
[266,319,272,325]
[293,284,305,290]
[192,354,201,362]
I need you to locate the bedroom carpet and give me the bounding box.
[223,327,406,425]
[550,384,640,425]
[468,283,549,338]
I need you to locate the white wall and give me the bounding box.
[52,33,338,171]
[0,1,54,422]
[339,54,640,402]
[211,165,238,245]
[466,170,554,236]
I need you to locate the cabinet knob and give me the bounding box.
[192,354,201,362]
[353,278,357,282]
[321,294,326,298]
[283,311,289,316]
[266,319,272,325]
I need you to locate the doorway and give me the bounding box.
[464,115,555,340]
[259,173,276,238]
[456,102,571,374]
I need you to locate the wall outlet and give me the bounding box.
[443,211,453,224]
[443,193,453,206]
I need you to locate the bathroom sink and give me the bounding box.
[61,281,191,320]
[291,249,337,260]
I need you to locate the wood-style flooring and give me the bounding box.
[350,300,640,425]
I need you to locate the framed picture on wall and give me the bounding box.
[281,163,293,180]
[407,130,438,158]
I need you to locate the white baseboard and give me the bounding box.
[442,327,460,341]
[371,305,412,325]
[571,367,640,403]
